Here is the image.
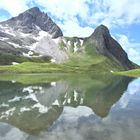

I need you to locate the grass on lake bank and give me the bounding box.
[0,53,125,74]
[116,68,140,77]
[0,61,99,74]
[0,54,112,73]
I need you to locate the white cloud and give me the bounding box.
[108,0,140,24]
[117,34,129,50]
[85,0,140,27]
[0,0,30,17]
[36,0,89,20]
[58,21,94,37]
[37,0,140,28]
[118,34,140,64]
[128,48,140,62]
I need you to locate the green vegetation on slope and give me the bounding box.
[0,54,124,74]
[60,40,125,74]
[0,53,50,65]
[0,62,93,74]
[0,40,125,74]
[0,37,127,74]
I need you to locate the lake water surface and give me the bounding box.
[0,74,140,140]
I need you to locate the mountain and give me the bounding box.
[0,7,65,64]
[86,25,135,69]
[0,7,63,38]
[59,25,136,71]
[0,7,137,72]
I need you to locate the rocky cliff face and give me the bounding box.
[0,7,67,64]
[86,25,135,69]
[0,7,63,38]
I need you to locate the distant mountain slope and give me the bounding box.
[0,7,137,72]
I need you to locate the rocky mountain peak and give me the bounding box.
[0,7,63,38]
[89,25,111,42]
[92,24,110,36]
[17,7,43,20]
[26,7,40,13]
[88,25,135,69]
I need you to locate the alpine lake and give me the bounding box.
[0,73,140,140]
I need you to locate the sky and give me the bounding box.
[0,0,140,64]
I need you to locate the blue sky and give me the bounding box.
[0,0,140,64]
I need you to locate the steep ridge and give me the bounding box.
[0,7,62,38]
[86,25,134,69]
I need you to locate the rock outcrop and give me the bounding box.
[0,7,63,38]
[87,25,135,69]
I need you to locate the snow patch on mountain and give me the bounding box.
[80,39,84,46]
[8,42,21,48]
[0,37,8,41]
[35,36,68,63]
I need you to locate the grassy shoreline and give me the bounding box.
[0,62,139,77]
[0,54,123,74]
[0,62,98,74]
[0,55,137,76]
[115,69,140,77]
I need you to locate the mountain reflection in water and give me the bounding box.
[0,74,140,140]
